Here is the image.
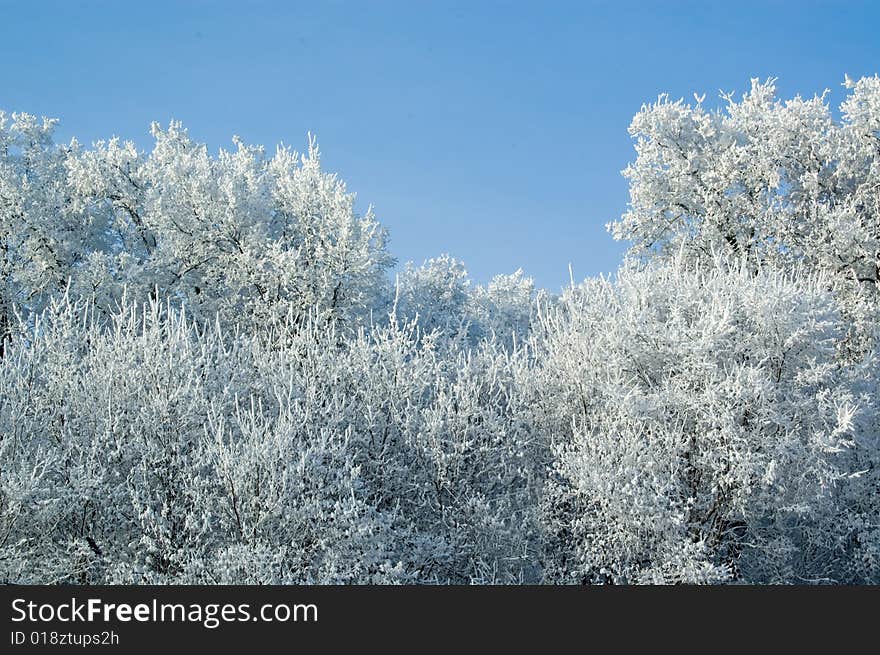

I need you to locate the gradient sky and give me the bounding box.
[3,1,879,290]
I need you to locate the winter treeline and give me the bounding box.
[1,76,878,584]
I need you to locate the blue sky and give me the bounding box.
[3,1,878,290]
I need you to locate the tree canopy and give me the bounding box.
[1,76,878,584]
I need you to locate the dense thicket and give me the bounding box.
[1,76,878,584]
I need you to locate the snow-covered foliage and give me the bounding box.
[608,76,880,355]
[394,256,536,348]
[0,295,539,583]
[535,262,872,584]
[2,116,393,333]
[1,74,878,584]
[394,255,472,338]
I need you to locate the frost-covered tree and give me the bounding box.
[608,76,880,355]
[394,258,537,348]
[11,116,395,332]
[610,76,879,284]
[602,75,880,583]
[0,112,109,353]
[394,254,472,337]
[469,269,536,347]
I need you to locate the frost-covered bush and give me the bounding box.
[533,260,872,584]
[0,295,539,584]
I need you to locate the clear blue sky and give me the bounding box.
[3,1,878,290]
